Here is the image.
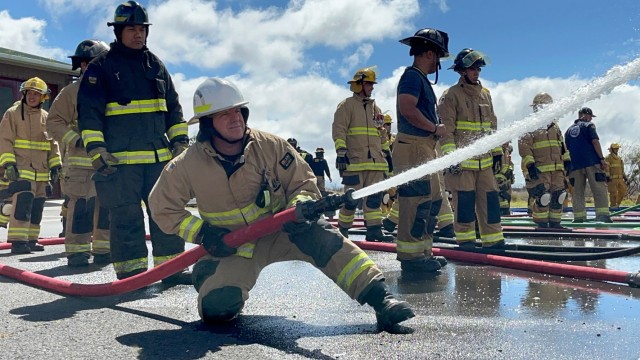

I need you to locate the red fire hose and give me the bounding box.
[0,207,300,296]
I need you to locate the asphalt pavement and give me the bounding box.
[1,201,640,360]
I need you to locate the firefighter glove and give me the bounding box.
[447,163,461,175]
[198,223,235,257]
[75,138,84,149]
[336,148,349,171]
[563,160,572,174]
[527,164,540,181]
[492,154,502,174]
[49,166,62,183]
[5,164,19,181]
[88,147,118,175]
[171,141,189,158]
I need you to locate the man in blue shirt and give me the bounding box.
[564,107,612,223]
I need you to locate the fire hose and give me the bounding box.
[1,189,639,295]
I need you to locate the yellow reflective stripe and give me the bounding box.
[288,194,314,208]
[481,232,504,243]
[113,258,147,274]
[67,156,93,168]
[522,155,534,166]
[236,243,255,258]
[179,216,204,243]
[439,213,453,223]
[537,164,563,172]
[338,212,354,223]
[595,208,610,216]
[337,252,375,291]
[194,104,211,114]
[14,169,49,182]
[347,127,380,136]
[62,130,80,146]
[381,140,390,151]
[167,123,188,140]
[563,152,571,161]
[8,227,30,239]
[346,162,388,172]
[441,143,456,154]
[456,121,492,131]
[456,230,476,241]
[81,130,105,145]
[200,202,272,226]
[492,147,503,154]
[363,209,382,222]
[14,139,51,151]
[48,157,62,168]
[111,148,172,164]
[154,253,180,266]
[0,213,10,226]
[574,211,587,218]
[28,225,40,238]
[461,157,493,170]
[0,153,17,166]
[66,243,92,253]
[532,140,562,149]
[334,139,347,149]
[549,213,562,221]
[92,239,111,251]
[105,99,167,116]
[396,240,425,255]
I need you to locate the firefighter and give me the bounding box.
[0,77,62,254]
[564,107,611,223]
[391,28,451,273]
[47,39,112,267]
[495,142,515,215]
[148,77,414,330]
[309,147,332,193]
[77,1,191,283]
[438,48,505,248]
[332,66,393,242]
[605,143,628,208]
[518,93,570,228]
[286,138,313,165]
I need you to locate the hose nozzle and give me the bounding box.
[628,272,640,288]
[295,188,358,221]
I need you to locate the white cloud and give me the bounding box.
[0,10,66,60]
[146,0,419,79]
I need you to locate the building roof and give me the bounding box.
[0,47,78,76]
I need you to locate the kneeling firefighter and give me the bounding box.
[148,78,414,330]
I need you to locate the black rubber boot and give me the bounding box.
[572,218,586,223]
[93,253,112,265]
[431,256,447,267]
[534,222,549,229]
[382,218,397,233]
[457,241,476,249]
[67,253,90,267]
[11,242,31,254]
[338,226,349,239]
[360,280,415,331]
[595,215,613,223]
[400,257,441,273]
[28,240,45,252]
[366,225,395,242]
[163,270,193,286]
[548,222,567,229]
[483,240,506,249]
[434,224,455,238]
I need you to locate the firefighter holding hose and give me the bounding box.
[148,78,414,330]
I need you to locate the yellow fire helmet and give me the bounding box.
[348,66,377,93]
[19,77,50,102]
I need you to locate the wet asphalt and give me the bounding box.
[1,201,639,360]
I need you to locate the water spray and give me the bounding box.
[352,56,640,200]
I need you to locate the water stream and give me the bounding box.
[351,56,640,200]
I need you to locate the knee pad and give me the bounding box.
[290,219,342,267]
[430,199,443,217]
[365,193,382,209]
[486,191,501,224]
[7,180,31,197]
[410,200,432,238]
[550,190,567,210]
[96,204,110,230]
[192,259,220,292]
[30,197,46,224]
[201,286,245,323]
[538,193,551,207]
[72,198,92,234]
[398,179,430,198]
[341,174,360,186]
[14,192,34,222]
[528,183,546,198]
[456,191,476,223]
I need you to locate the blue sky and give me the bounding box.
[2,0,640,186]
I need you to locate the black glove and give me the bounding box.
[198,223,235,257]
[563,160,572,174]
[527,164,540,181]
[383,150,393,173]
[492,154,502,174]
[4,164,19,181]
[75,138,84,148]
[447,163,461,175]
[171,141,189,158]
[335,148,349,171]
[49,166,62,183]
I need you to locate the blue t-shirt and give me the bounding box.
[564,119,601,170]
[396,67,438,137]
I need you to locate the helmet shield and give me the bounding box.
[459,50,490,69]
